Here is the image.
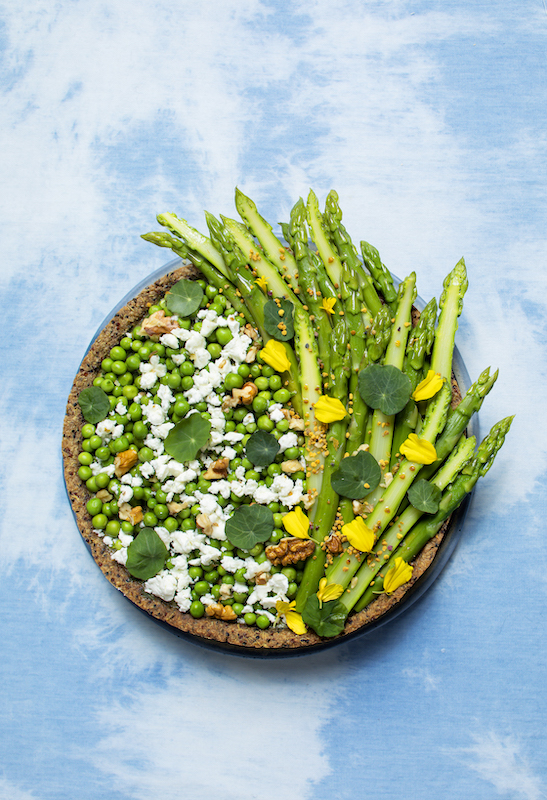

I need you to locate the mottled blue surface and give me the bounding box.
[1,1,546,798]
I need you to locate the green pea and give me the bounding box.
[204,569,219,584]
[163,517,178,533]
[150,343,165,356]
[256,615,270,630]
[125,353,141,372]
[174,399,190,417]
[112,436,129,453]
[110,346,127,361]
[222,574,235,586]
[120,337,133,351]
[254,376,270,391]
[181,376,194,390]
[105,520,121,536]
[138,447,154,462]
[287,582,298,598]
[101,357,113,373]
[181,518,195,531]
[91,513,108,530]
[284,446,300,460]
[85,476,99,492]
[207,342,222,359]
[273,388,291,404]
[154,504,168,520]
[232,603,245,617]
[244,612,257,626]
[237,363,251,378]
[249,543,264,557]
[139,343,153,359]
[81,424,95,439]
[95,472,110,489]
[123,385,139,400]
[252,396,269,414]
[249,363,262,378]
[211,585,221,600]
[86,497,103,516]
[257,415,274,432]
[133,421,148,441]
[224,372,244,391]
[270,528,284,543]
[78,451,93,466]
[143,512,158,527]
[194,580,209,597]
[88,434,102,450]
[276,418,290,432]
[190,600,205,619]
[81,439,93,453]
[216,328,233,346]
[233,592,248,604]
[189,566,203,580]
[77,465,92,481]
[93,377,104,388]
[94,446,109,461]
[180,361,195,376]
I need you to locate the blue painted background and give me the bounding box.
[1,1,546,798]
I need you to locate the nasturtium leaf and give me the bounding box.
[263,298,295,341]
[407,479,442,513]
[225,504,275,551]
[245,430,280,466]
[330,450,381,499]
[78,386,110,424]
[126,527,168,580]
[164,414,211,462]
[358,364,412,416]
[302,594,348,638]
[165,278,204,317]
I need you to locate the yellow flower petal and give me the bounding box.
[275,599,295,616]
[384,557,413,594]
[399,433,437,464]
[282,506,311,539]
[321,297,336,316]
[317,577,344,606]
[313,395,348,424]
[341,517,375,553]
[285,610,307,635]
[412,370,444,402]
[260,339,291,373]
[255,275,268,290]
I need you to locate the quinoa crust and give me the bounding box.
[63,264,460,652]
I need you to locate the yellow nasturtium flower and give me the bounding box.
[412,370,444,402]
[341,517,375,553]
[321,297,337,315]
[275,600,307,635]
[255,275,268,290]
[317,577,343,608]
[314,395,348,424]
[383,557,413,594]
[260,339,291,373]
[282,506,311,539]
[399,433,437,464]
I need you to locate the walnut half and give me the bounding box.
[203,457,229,480]
[265,537,315,566]
[205,602,237,621]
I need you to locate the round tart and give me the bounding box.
[63,259,471,656]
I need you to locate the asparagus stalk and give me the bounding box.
[360,240,398,312]
[156,212,232,281]
[430,258,468,381]
[235,188,300,293]
[353,415,514,612]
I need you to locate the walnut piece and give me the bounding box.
[325,534,343,554]
[167,501,188,515]
[281,460,302,474]
[114,449,139,478]
[288,417,305,431]
[196,513,214,536]
[203,457,229,480]
[265,537,315,566]
[96,489,113,502]
[140,309,180,336]
[118,503,143,525]
[243,323,259,341]
[232,382,258,405]
[205,602,237,621]
[245,344,260,364]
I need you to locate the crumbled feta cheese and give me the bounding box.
[140,355,167,388]
[174,587,192,612]
[160,332,180,349]
[144,571,177,602]
[278,432,298,452]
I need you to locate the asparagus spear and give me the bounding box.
[430,257,468,381]
[353,415,514,612]
[235,188,300,294]
[360,240,398,312]
[156,212,232,281]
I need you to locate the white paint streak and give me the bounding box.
[455,731,547,800]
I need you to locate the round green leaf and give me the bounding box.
[358,364,412,416]
[164,414,211,462]
[245,430,280,466]
[302,595,348,638]
[407,479,442,513]
[126,527,168,580]
[78,386,110,424]
[225,504,274,551]
[330,450,382,499]
[263,298,295,341]
[165,278,204,317]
